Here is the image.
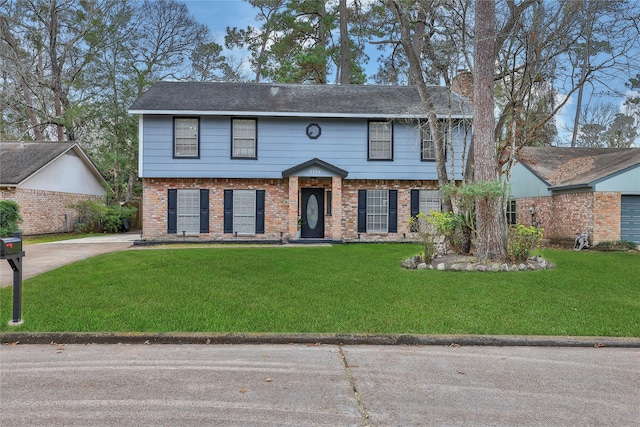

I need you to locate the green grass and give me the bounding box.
[22,233,98,244]
[1,245,638,336]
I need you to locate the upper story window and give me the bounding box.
[232,119,257,159]
[174,118,199,158]
[368,121,393,160]
[421,124,436,161]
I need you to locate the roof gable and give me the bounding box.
[129,81,472,119]
[517,147,640,189]
[0,141,106,187]
[282,158,348,178]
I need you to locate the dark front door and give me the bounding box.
[301,188,324,238]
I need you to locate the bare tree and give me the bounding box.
[387,0,452,211]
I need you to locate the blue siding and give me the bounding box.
[141,115,469,180]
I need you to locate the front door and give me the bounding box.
[301,188,324,238]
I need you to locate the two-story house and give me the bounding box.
[129,82,472,242]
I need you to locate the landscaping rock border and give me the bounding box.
[402,253,554,272]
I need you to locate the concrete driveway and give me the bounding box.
[0,234,137,287]
[1,343,638,426]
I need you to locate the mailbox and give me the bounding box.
[1,237,23,258]
[2,233,24,325]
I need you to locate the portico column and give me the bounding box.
[288,176,299,238]
[331,176,343,241]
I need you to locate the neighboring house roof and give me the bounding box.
[0,141,107,188]
[517,146,640,190]
[128,81,473,119]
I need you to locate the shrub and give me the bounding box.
[407,212,438,262]
[0,200,22,237]
[73,200,137,233]
[428,211,459,253]
[74,200,108,233]
[594,240,638,251]
[507,224,543,262]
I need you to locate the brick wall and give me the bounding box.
[341,179,440,242]
[0,188,103,235]
[142,178,440,242]
[143,178,289,241]
[515,191,621,245]
[593,192,621,243]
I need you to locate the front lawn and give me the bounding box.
[1,245,638,336]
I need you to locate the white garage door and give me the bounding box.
[621,195,640,244]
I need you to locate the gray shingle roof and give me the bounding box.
[517,146,640,189]
[0,141,105,187]
[129,82,472,118]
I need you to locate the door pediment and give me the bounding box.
[282,158,348,178]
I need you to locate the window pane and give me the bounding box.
[233,119,256,157]
[366,189,388,232]
[507,200,517,224]
[177,189,200,233]
[175,118,198,157]
[422,125,436,160]
[369,122,392,159]
[419,190,441,214]
[233,190,256,234]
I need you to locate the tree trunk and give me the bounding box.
[570,2,593,148]
[473,0,507,262]
[339,0,350,84]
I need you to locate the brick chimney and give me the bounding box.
[451,70,474,100]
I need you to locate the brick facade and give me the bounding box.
[0,188,103,235]
[142,177,440,242]
[515,191,622,245]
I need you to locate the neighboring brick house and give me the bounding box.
[510,147,640,246]
[0,142,107,235]
[129,82,472,242]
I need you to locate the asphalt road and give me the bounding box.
[1,343,638,426]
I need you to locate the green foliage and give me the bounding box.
[443,181,505,202]
[0,200,22,237]
[73,200,136,233]
[428,211,457,236]
[407,212,438,262]
[507,224,543,262]
[428,211,459,252]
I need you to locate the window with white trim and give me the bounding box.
[174,118,199,157]
[419,190,441,214]
[232,119,257,158]
[177,189,200,233]
[368,121,392,160]
[421,124,436,161]
[233,189,256,234]
[366,190,388,232]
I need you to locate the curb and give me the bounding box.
[2,332,639,347]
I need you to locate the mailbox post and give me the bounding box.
[1,232,25,325]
